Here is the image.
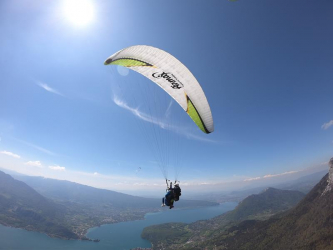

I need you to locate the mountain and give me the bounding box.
[223,187,305,221]
[141,187,305,248]
[0,167,26,177]
[217,172,333,249]
[187,170,326,203]
[0,171,78,239]
[12,174,216,210]
[145,163,333,250]
[276,169,327,194]
[1,171,217,240]
[14,175,157,209]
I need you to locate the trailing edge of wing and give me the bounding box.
[105,45,214,133]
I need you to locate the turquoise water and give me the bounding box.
[0,202,237,250]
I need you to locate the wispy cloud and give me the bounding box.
[36,81,64,97]
[25,161,42,168]
[243,170,299,182]
[75,170,140,181]
[49,165,66,171]
[12,138,56,156]
[263,171,298,178]
[322,120,333,130]
[165,100,173,118]
[113,95,219,144]
[0,151,20,158]
[244,177,261,182]
[113,95,168,128]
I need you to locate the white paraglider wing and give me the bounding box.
[104,45,214,133]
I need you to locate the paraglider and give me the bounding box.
[161,180,182,209]
[105,45,213,208]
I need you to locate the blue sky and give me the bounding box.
[0,0,332,196]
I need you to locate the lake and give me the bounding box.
[0,202,237,250]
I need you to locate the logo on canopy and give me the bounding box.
[152,72,184,89]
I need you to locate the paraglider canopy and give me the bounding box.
[104,45,214,134]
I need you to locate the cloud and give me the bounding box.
[0,151,20,158]
[165,100,173,118]
[113,95,168,128]
[113,95,219,144]
[133,182,160,186]
[36,81,64,97]
[263,171,298,178]
[25,161,42,168]
[243,170,299,182]
[12,138,56,156]
[49,165,66,171]
[321,120,333,130]
[75,170,140,181]
[244,177,261,182]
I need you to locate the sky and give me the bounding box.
[0,0,333,196]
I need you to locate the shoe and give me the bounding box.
[161,204,166,207]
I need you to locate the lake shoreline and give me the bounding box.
[0,203,236,249]
[86,202,236,249]
[0,203,220,243]
[84,202,221,241]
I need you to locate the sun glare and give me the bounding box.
[64,0,95,26]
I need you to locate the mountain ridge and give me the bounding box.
[150,164,333,250]
[12,174,217,209]
[141,187,305,248]
[218,172,333,250]
[0,171,78,239]
[0,170,218,240]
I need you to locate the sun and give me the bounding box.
[64,0,95,26]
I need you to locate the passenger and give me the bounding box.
[162,190,175,209]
